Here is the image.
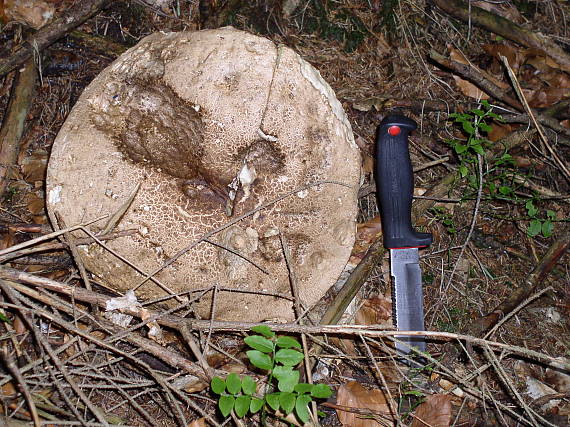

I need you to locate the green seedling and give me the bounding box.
[430,206,457,234]
[525,200,556,238]
[211,325,332,423]
[447,100,504,184]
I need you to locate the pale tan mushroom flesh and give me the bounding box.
[46,27,361,322]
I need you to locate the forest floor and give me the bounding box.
[0,0,569,426]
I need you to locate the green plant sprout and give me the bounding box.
[211,325,332,424]
[447,99,503,182]
[525,200,556,238]
[429,206,457,234]
[445,101,558,239]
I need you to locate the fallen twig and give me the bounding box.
[0,58,37,197]
[429,50,570,139]
[467,227,570,337]
[0,0,113,77]
[432,0,570,72]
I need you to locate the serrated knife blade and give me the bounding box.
[375,115,432,356]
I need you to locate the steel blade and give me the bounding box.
[390,248,425,355]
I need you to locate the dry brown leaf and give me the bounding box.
[355,296,392,326]
[483,43,524,72]
[487,122,512,142]
[0,231,15,251]
[411,394,453,427]
[2,0,55,28]
[472,1,523,22]
[525,88,570,108]
[350,216,382,263]
[26,193,45,215]
[20,150,48,183]
[545,358,570,393]
[188,417,208,427]
[448,47,489,100]
[336,381,393,427]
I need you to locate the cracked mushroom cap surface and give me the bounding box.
[46,28,361,322]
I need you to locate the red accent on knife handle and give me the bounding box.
[375,115,432,249]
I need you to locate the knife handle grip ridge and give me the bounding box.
[375,115,432,249]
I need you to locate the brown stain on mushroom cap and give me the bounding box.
[46,28,361,322]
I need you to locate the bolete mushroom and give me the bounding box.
[46,28,361,322]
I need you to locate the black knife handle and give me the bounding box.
[375,115,432,249]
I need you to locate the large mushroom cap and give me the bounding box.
[46,27,361,322]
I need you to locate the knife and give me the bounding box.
[375,115,433,356]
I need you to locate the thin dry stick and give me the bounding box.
[0,0,113,76]
[10,294,213,427]
[0,283,108,425]
[131,180,352,292]
[2,269,568,369]
[0,230,137,263]
[483,286,554,340]
[0,216,108,257]
[280,233,319,425]
[483,345,554,427]
[500,55,570,182]
[54,212,92,293]
[359,335,400,426]
[101,183,140,235]
[444,152,484,293]
[0,348,41,427]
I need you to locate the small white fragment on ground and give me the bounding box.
[105,290,141,327]
[238,162,257,203]
[47,186,62,204]
[297,189,309,199]
[526,377,560,410]
[257,128,278,142]
[545,307,561,323]
[545,357,570,393]
[312,361,330,382]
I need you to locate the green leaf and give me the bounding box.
[279,392,296,414]
[234,395,251,418]
[275,336,302,349]
[272,365,294,380]
[481,99,491,108]
[0,312,8,323]
[478,122,492,133]
[458,165,468,178]
[225,373,241,395]
[266,392,281,411]
[541,220,554,237]
[244,335,274,353]
[472,144,485,155]
[250,325,275,338]
[471,108,485,117]
[462,121,474,135]
[250,397,264,414]
[241,376,257,395]
[528,219,542,237]
[499,186,512,196]
[455,144,468,154]
[246,350,273,370]
[295,394,312,423]
[525,200,538,217]
[275,349,304,366]
[294,383,314,394]
[546,210,556,220]
[311,384,333,399]
[404,389,425,397]
[277,370,300,392]
[219,395,235,418]
[211,377,226,395]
